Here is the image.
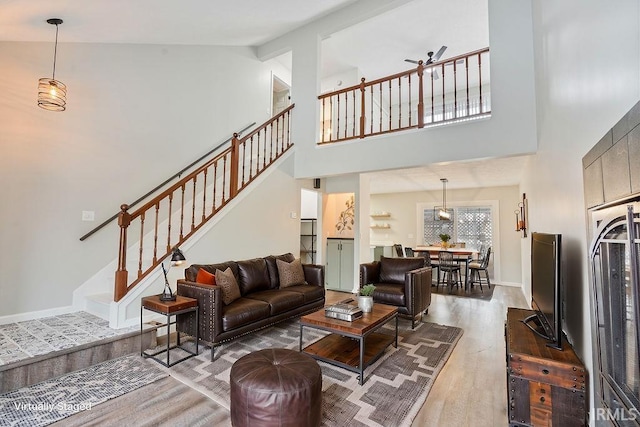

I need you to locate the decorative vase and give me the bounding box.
[358,296,374,313]
[441,241,449,249]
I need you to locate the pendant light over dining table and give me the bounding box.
[438,178,451,220]
[37,18,67,111]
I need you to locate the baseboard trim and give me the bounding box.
[0,305,75,325]
[497,281,522,288]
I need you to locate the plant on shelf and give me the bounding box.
[358,284,376,313]
[439,233,451,248]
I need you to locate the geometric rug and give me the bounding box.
[167,318,463,427]
[0,354,167,426]
[431,283,495,301]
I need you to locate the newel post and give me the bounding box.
[114,204,131,302]
[359,77,366,138]
[417,61,425,129]
[230,133,240,198]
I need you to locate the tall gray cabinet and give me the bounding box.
[325,237,354,292]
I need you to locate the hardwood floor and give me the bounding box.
[327,285,528,426]
[413,285,528,426]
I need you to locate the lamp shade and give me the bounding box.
[170,248,186,266]
[38,78,67,111]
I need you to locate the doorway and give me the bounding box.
[272,75,290,116]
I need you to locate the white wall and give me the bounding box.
[370,185,522,285]
[525,0,640,418]
[182,154,303,265]
[300,188,318,219]
[0,41,279,317]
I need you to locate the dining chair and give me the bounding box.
[438,251,462,291]
[393,244,405,257]
[418,251,436,285]
[469,247,492,291]
[404,247,415,257]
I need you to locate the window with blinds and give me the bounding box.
[423,206,493,251]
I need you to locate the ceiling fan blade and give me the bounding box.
[432,45,447,62]
[404,59,420,64]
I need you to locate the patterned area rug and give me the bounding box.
[168,319,462,427]
[0,354,167,426]
[431,282,495,300]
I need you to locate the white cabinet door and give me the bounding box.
[326,239,341,290]
[339,239,354,292]
[325,239,354,291]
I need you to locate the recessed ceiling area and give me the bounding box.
[365,155,532,194]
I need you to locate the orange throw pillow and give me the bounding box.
[196,268,216,286]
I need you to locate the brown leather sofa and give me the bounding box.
[176,253,325,361]
[359,256,432,328]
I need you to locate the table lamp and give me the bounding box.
[160,247,186,301]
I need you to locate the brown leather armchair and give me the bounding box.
[359,256,432,328]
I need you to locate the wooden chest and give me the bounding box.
[505,308,587,426]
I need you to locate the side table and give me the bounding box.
[141,295,199,367]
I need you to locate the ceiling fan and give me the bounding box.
[405,46,447,79]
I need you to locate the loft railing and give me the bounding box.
[114,104,294,301]
[318,47,490,144]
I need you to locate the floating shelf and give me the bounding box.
[370,213,391,218]
[370,225,391,229]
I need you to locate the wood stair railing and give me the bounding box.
[114,104,294,301]
[318,47,490,144]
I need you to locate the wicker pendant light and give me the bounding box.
[37,18,67,112]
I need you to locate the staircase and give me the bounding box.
[72,106,294,328]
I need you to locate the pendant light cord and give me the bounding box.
[52,23,59,80]
[442,178,447,211]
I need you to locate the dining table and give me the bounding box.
[413,246,478,290]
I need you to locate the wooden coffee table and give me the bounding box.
[299,301,398,385]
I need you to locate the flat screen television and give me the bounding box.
[522,232,563,350]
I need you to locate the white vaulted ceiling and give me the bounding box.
[0,0,356,45]
[0,0,524,193]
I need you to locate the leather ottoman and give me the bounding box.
[230,348,322,427]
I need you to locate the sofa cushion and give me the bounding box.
[373,283,406,307]
[283,284,325,304]
[276,258,307,288]
[237,258,271,295]
[379,256,425,285]
[246,290,305,315]
[196,268,216,286]
[222,298,271,332]
[216,267,242,305]
[264,253,296,289]
[185,261,238,283]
